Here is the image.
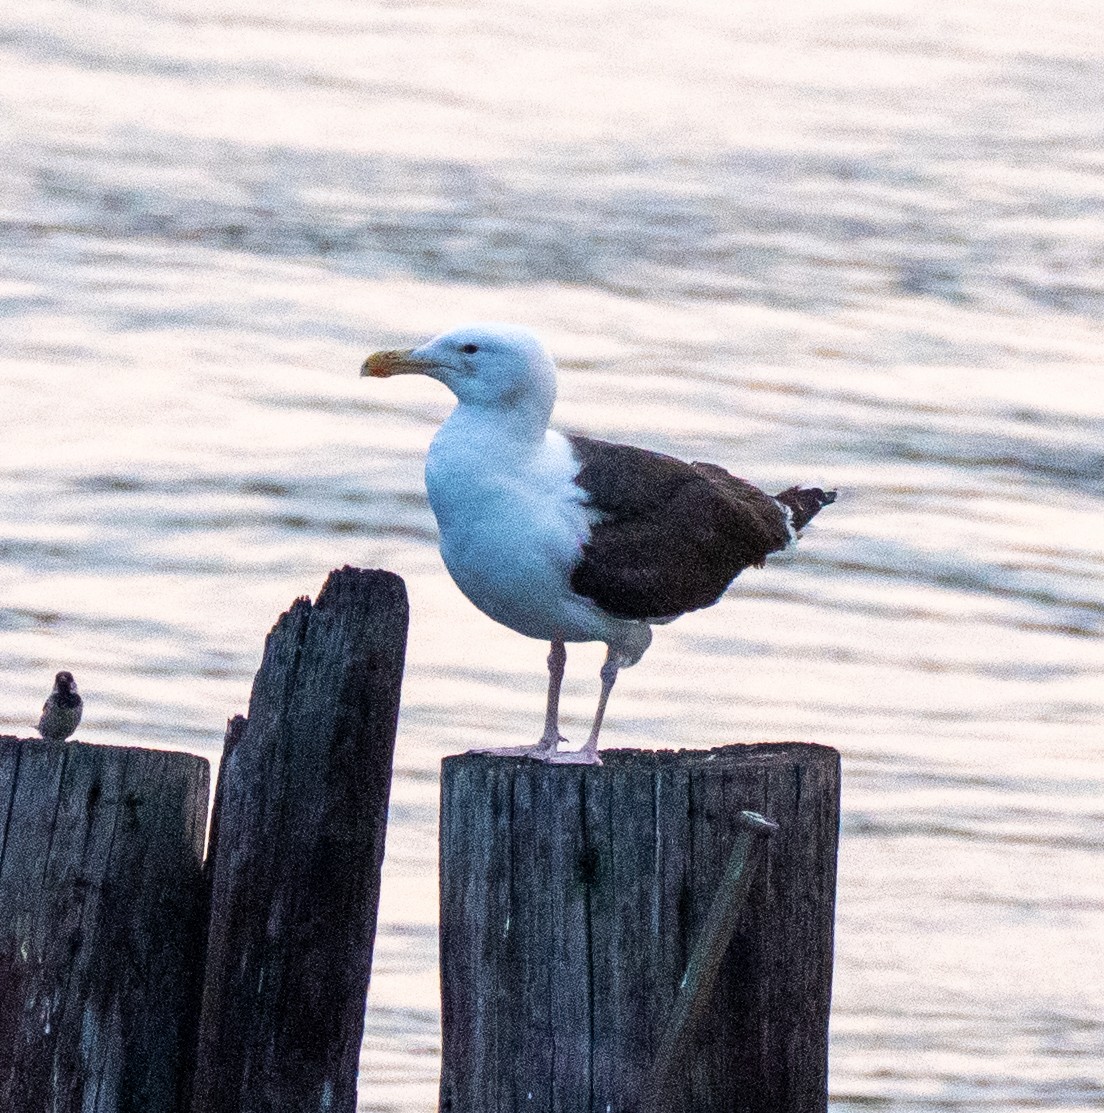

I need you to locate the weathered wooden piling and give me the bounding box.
[0,566,408,1112]
[0,737,210,1113]
[191,566,408,1113]
[439,743,840,1113]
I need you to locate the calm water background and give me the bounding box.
[3,0,1104,1108]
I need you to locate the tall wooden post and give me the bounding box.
[438,743,840,1113]
[190,566,408,1113]
[0,737,210,1113]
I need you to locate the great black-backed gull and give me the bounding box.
[362,324,834,764]
[38,670,82,741]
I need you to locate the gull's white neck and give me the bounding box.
[425,399,551,521]
[441,392,552,448]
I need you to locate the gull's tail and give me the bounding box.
[775,486,837,532]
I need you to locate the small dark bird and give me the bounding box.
[38,671,83,742]
[362,324,836,763]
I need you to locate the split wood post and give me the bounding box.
[0,736,210,1113]
[438,743,840,1113]
[190,566,408,1113]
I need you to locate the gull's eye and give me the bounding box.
[460,343,479,354]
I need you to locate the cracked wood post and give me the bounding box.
[438,743,840,1113]
[0,736,210,1113]
[190,566,408,1113]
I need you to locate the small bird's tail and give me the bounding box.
[775,486,837,531]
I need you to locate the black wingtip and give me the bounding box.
[775,485,837,531]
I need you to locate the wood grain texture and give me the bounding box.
[190,566,408,1113]
[0,735,210,1113]
[439,743,840,1113]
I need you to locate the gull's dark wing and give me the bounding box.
[566,435,794,621]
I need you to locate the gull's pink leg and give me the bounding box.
[467,639,568,758]
[537,638,568,751]
[546,649,617,766]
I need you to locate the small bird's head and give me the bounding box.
[54,671,77,693]
[361,324,558,424]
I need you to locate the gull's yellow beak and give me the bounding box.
[360,348,435,378]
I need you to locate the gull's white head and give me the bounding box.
[361,323,558,428]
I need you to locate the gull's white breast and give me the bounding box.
[425,420,608,643]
